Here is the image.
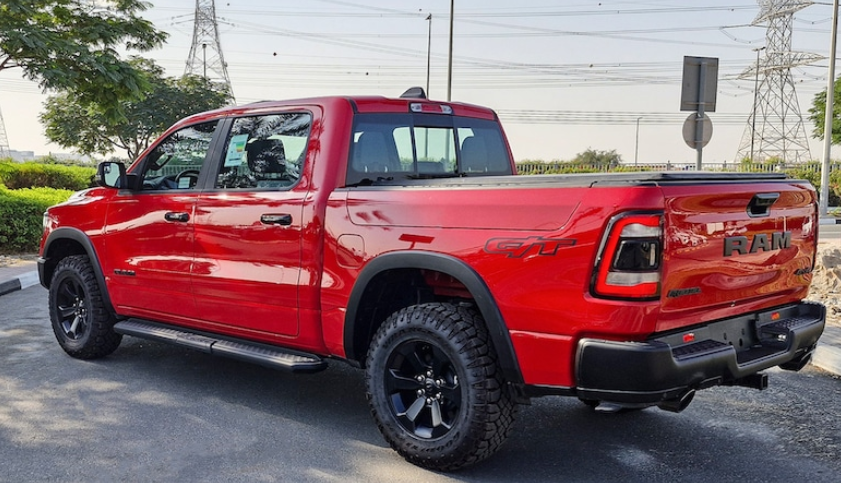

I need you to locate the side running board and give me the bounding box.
[113,319,328,373]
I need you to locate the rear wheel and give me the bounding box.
[365,303,516,471]
[49,255,122,359]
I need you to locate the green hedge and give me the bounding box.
[0,160,95,191]
[0,184,74,253]
[784,166,841,206]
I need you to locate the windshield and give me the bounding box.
[346,113,512,186]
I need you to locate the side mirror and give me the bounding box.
[95,161,127,189]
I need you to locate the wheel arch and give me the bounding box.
[41,227,114,313]
[344,251,523,386]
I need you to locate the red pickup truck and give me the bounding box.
[38,90,825,471]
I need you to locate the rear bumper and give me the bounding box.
[575,302,826,404]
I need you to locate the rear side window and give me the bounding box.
[215,113,312,190]
[346,113,512,186]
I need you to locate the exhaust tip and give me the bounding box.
[780,351,813,372]
[657,389,696,413]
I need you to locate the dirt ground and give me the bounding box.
[809,243,841,327]
[2,248,839,326]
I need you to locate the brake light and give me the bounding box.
[592,213,663,300]
[409,102,453,114]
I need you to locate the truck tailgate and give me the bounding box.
[657,180,818,333]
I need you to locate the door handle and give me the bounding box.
[261,213,293,226]
[164,212,190,222]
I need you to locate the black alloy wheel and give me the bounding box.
[384,338,462,440]
[366,303,516,471]
[49,255,122,359]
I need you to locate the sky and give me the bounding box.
[1,0,839,165]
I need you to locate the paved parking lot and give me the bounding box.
[1,286,840,482]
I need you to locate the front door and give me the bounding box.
[102,120,221,323]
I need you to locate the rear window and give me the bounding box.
[346,113,512,186]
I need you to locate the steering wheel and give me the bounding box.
[174,169,201,188]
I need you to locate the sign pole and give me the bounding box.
[820,0,839,217]
[695,60,707,170]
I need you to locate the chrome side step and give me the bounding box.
[113,319,327,373]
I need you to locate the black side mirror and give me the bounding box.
[95,161,127,189]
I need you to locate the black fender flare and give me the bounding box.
[40,227,115,313]
[344,251,523,386]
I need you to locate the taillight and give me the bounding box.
[592,212,663,300]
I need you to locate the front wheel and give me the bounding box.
[49,255,122,359]
[365,303,516,471]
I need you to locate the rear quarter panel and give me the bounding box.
[322,183,668,387]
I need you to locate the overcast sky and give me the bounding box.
[1,0,838,164]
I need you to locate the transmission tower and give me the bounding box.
[0,106,10,159]
[735,0,822,163]
[185,0,235,101]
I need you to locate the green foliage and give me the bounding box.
[41,57,233,160]
[0,0,167,122]
[0,184,73,253]
[572,148,622,167]
[784,164,841,206]
[30,154,95,167]
[0,160,95,190]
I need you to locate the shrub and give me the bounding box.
[785,165,841,206]
[0,184,74,253]
[0,160,95,191]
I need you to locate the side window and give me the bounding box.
[141,121,218,190]
[215,113,312,190]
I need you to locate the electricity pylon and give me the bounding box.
[185,0,235,102]
[735,0,821,163]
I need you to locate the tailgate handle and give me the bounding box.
[748,193,779,217]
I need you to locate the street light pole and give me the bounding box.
[820,0,839,217]
[634,117,642,166]
[750,46,765,163]
[202,43,207,79]
[447,0,454,101]
[426,14,432,97]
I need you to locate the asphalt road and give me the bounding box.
[2,286,840,483]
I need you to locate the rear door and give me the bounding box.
[192,111,314,337]
[658,179,818,332]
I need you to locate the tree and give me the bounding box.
[41,57,234,161]
[0,0,167,119]
[808,76,841,144]
[572,148,622,167]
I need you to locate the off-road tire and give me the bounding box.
[49,255,122,359]
[365,303,516,471]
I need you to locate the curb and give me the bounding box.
[812,325,841,378]
[0,271,39,297]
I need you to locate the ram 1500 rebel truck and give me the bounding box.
[39,89,825,471]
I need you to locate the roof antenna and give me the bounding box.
[400,87,427,99]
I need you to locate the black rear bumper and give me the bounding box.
[575,302,826,404]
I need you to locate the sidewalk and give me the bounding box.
[0,261,839,378]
